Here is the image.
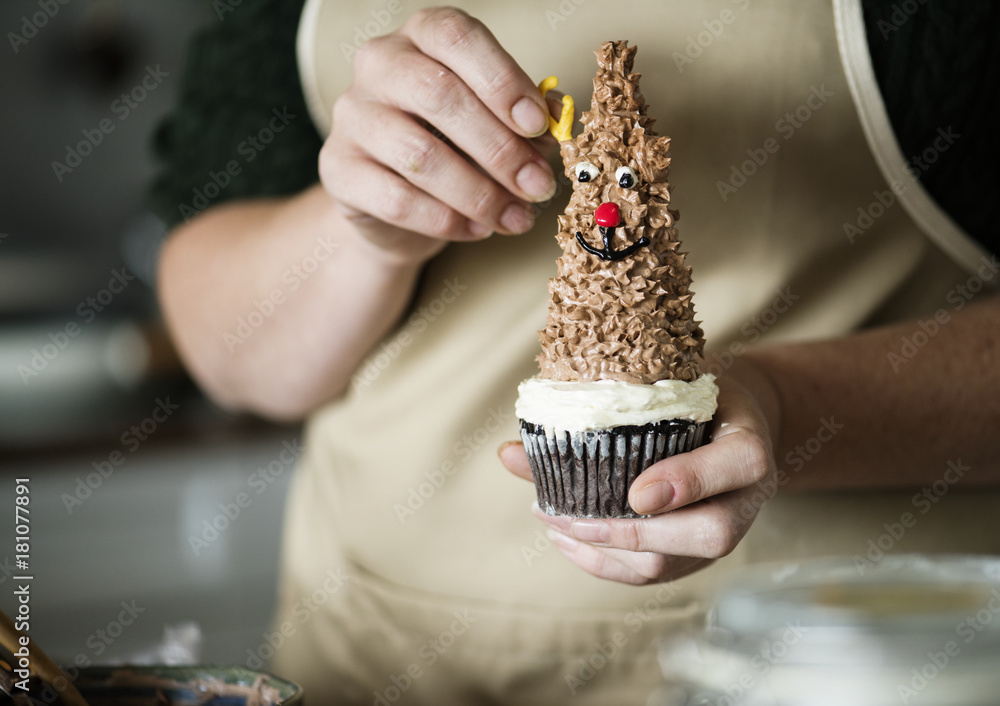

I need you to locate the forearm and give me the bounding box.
[744,293,1000,490]
[157,184,422,420]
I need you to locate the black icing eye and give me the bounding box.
[574,162,599,183]
[616,166,638,189]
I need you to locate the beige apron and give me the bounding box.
[271,1,999,703]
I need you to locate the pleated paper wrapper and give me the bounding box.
[520,419,709,518]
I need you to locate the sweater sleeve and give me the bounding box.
[148,0,323,229]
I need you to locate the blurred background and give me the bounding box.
[0,0,295,665]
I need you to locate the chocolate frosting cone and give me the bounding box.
[537,41,705,384]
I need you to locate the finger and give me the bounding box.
[534,493,754,560]
[337,98,534,236]
[589,544,712,583]
[358,45,556,208]
[402,7,551,138]
[628,426,773,515]
[320,141,483,241]
[498,441,532,481]
[627,377,774,515]
[545,529,652,585]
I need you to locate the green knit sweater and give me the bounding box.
[150,0,997,256]
[148,0,322,225]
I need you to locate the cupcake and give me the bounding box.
[517,40,718,519]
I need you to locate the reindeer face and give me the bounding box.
[557,128,674,265]
[535,41,704,385]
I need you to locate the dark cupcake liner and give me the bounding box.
[519,418,709,519]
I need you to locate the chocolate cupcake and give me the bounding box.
[517,40,717,519]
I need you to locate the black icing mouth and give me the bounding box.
[575,225,650,262]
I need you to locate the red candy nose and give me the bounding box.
[594,201,621,228]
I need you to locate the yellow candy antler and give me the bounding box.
[538,76,574,142]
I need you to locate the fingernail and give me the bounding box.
[532,504,570,530]
[515,161,556,202]
[570,520,610,544]
[546,528,578,552]
[632,481,674,514]
[496,440,518,459]
[467,220,493,238]
[511,96,549,137]
[500,202,534,233]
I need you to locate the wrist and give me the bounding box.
[330,198,447,270]
[721,352,784,455]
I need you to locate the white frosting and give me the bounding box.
[515,374,718,432]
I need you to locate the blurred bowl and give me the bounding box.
[69,666,302,706]
[658,554,1000,706]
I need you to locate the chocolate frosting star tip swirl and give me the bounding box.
[536,40,706,385]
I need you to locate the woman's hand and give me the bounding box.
[499,358,783,584]
[321,6,558,264]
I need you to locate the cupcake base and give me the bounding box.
[519,418,709,519]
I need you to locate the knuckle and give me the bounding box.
[353,35,388,74]
[482,132,528,174]
[379,181,414,223]
[618,522,644,553]
[329,92,353,131]
[741,433,773,484]
[426,207,464,239]
[318,141,336,185]
[405,6,441,31]
[703,516,740,559]
[429,7,479,52]
[636,554,669,580]
[484,63,517,94]
[397,133,440,176]
[318,140,347,193]
[466,182,502,222]
[414,67,466,117]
